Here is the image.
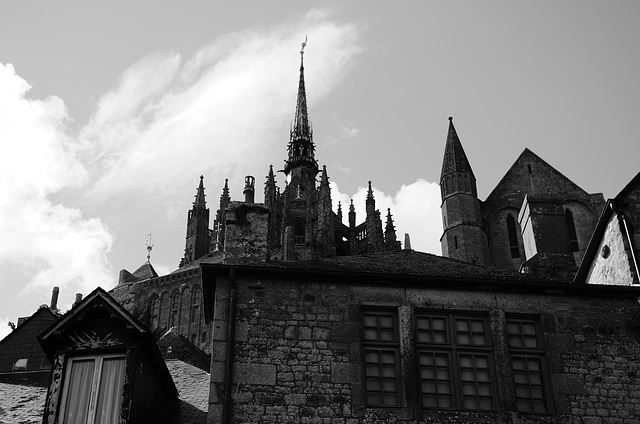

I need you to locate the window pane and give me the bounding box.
[94,357,126,424]
[62,359,96,424]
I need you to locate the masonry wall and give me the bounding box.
[209,273,640,423]
[111,268,210,353]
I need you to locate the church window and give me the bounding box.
[527,164,532,174]
[191,288,201,324]
[454,236,458,250]
[294,221,305,244]
[565,209,579,252]
[148,296,159,330]
[58,354,126,424]
[507,215,520,258]
[362,310,401,407]
[170,291,180,328]
[416,313,495,411]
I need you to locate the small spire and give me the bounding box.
[146,233,154,263]
[337,201,343,221]
[349,198,355,213]
[367,181,374,200]
[404,233,412,251]
[321,165,330,187]
[220,178,230,208]
[193,175,206,210]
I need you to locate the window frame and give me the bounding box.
[361,308,403,408]
[505,316,553,414]
[58,353,127,424]
[415,311,497,412]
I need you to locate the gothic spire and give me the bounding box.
[284,39,317,176]
[320,165,330,188]
[194,175,206,210]
[293,38,310,141]
[219,178,230,211]
[440,116,475,181]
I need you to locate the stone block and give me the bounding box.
[234,362,276,385]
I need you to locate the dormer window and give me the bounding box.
[58,354,125,424]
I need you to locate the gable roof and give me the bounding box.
[38,287,178,398]
[574,172,640,283]
[485,148,594,206]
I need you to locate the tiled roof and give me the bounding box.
[162,360,209,423]
[0,382,46,424]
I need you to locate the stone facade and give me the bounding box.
[202,253,640,423]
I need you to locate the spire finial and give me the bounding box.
[449,116,453,122]
[300,36,308,59]
[146,233,154,263]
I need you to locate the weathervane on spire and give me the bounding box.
[300,36,308,59]
[146,233,154,263]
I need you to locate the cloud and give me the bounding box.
[80,11,363,208]
[330,179,442,254]
[0,63,113,309]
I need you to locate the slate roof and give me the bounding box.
[440,117,475,180]
[147,360,209,424]
[220,250,559,283]
[0,382,46,424]
[0,360,209,424]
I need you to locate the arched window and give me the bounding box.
[191,287,201,325]
[148,296,159,330]
[565,209,579,252]
[170,291,180,328]
[507,214,520,258]
[294,221,305,244]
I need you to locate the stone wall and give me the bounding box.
[208,271,640,423]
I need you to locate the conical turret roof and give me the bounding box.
[440,117,475,181]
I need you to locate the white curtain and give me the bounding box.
[62,359,95,424]
[94,357,125,424]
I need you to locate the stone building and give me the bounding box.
[111,46,401,353]
[202,250,640,423]
[440,117,606,277]
[3,46,640,423]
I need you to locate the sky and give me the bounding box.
[0,1,639,339]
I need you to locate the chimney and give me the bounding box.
[243,176,255,203]
[403,233,412,251]
[50,286,60,313]
[72,293,83,308]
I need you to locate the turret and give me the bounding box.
[181,175,211,266]
[440,117,490,265]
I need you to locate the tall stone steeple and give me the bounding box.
[284,39,318,179]
[182,175,211,267]
[440,117,490,265]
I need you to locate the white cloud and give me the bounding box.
[331,179,442,255]
[0,63,113,309]
[80,11,363,207]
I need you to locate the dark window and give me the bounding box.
[294,221,305,244]
[454,236,458,250]
[507,214,520,258]
[416,313,495,411]
[565,209,579,252]
[506,318,550,413]
[170,291,180,328]
[362,310,402,407]
[191,288,201,324]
